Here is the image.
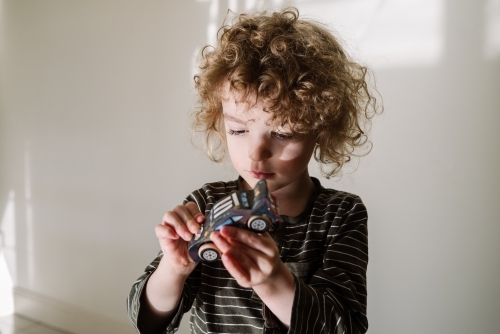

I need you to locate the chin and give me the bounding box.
[259,179,283,193]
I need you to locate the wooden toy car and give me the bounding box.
[188,179,280,262]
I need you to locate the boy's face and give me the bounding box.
[221,83,316,194]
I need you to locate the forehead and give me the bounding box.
[220,81,275,124]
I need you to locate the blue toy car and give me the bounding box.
[188,179,280,262]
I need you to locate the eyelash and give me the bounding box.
[227,130,247,136]
[272,132,296,140]
[227,130,296,140]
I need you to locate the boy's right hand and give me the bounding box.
[155,202,205,275]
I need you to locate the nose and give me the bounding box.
[248,134,272,161]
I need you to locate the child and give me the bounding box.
[127,7,379,334]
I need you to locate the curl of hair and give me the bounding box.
[193,7,382,178]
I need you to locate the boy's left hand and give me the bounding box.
[211,225,295,327]
[209,225,285,288]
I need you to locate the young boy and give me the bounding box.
[127,7,379,334]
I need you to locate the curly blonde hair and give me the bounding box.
[193,7,380,178]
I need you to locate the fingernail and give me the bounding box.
[184,232,192,240]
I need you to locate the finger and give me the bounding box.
[174,204,204,235]
[212,232,276,281]
[155,223,179,240]
[221,248,273,288]
[155,225,187,258]
[211,231,265,262]
[155,226,194,267]
[210,232,259,269]
[212,230,280,288]
[224,237,276,275]
[185,202,205,223]
[220,226,276,257]
[163,208,193,241]
[217,228,279,279]
[210,231,233,254]
[221,248,252,286]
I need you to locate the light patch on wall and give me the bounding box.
[193,0,288,77]
[197,0,289,46]
[0,191,16,316]
[197,0,220,46]
[244,0,285,10]
[244,0,258,10]
[484,0,500,58]
[296,0,445,68]
[229,0,239,13]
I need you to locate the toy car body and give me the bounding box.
[188,179,280,262]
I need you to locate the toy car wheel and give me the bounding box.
[248,216,270,232]
[198,243,220,262]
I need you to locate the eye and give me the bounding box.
[227,129,248,136]
[272,131,296,140]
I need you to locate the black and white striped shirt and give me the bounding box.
[127,177,368,333]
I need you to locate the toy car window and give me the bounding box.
[240,192,250,208]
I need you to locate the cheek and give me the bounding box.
[226,139,245,163]
[276,142,315,166]
[278,147,303,161]
[227,137,240,152]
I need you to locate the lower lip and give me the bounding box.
[250,171,274,179]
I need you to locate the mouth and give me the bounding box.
[249,170,274,179]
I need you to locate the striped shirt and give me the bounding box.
[127,177,368,333]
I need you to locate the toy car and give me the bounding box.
[188,179,280,262]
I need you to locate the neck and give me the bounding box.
[271,174,315,217]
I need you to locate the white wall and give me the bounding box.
[0,0,499,333]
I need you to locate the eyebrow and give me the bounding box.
[223,113,254,124]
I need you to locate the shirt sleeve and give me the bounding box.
[126,253,203,333]
[127,252,159,333]
[264,195,369,334]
